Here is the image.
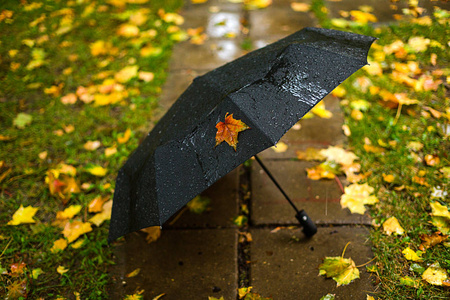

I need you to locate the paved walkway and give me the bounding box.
[108,1,448,299]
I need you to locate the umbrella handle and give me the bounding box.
[254,155,317,237]
[296,210,317,237]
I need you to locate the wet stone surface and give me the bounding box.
[248,0,317,41]
[108,0,378,298]
[109,229,238,300]
[250,226,375,299]
[251,160,370,226]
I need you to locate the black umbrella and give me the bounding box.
[108,27,375,242]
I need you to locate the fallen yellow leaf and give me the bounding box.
[70,238,85,249]
[62,221,92,243]
[402,247,422,261]
[86,165,108,177]
[56,205,82,220]
[311,100,333,119]
[382,216,404,236]
[319,256,360,286]
[126,268,141,278]
[57,265,69,275]
[320,146,358,167]
[115,65,139,83]
[340,183,378,214]
[422,262,448,285]
[430,202,450,219]
[291,2,310,12]
[8,205,39,225]
[271,142,288,153]
[51,238,68,253]
[117,24,140,37]
[84,140,101,151]
[89,200,112,226]
[118,128,132,144]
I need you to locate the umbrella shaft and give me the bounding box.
[254,155,300,214]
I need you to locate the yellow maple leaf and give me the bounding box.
[89,200,112,226]
[422,262,448,285]
[86,165,107,177]
[56,205,82,220]
[408,36,430,53]
[430,202,450,219]
[8,205,39,225]
[320,146,358,166]
[382,216,405,236]
[51,238,68,253]
[319,256,360,286]
[63,221,92,243]
[402,247,422,261]
[340,183,378,214]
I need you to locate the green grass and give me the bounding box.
[0,0,183,298]
[312,0,450,298]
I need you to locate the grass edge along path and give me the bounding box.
[311,0,450,299]
[0,0,184,299]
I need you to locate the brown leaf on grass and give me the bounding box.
[215,113,250,151]
[419,232,448,251]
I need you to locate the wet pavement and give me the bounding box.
[108,0,448,299]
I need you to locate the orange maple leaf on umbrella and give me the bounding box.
[215,113,250,151]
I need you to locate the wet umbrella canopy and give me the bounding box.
[108,27,376,242]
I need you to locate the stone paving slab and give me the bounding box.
[248,0,317,41]
[156,69,199,113]
[259,95,346,160]
[250,226,374,299]
[165,168,240,229]
[251,160,370,225]
[170,38,245,71]
[109,228,238,300]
